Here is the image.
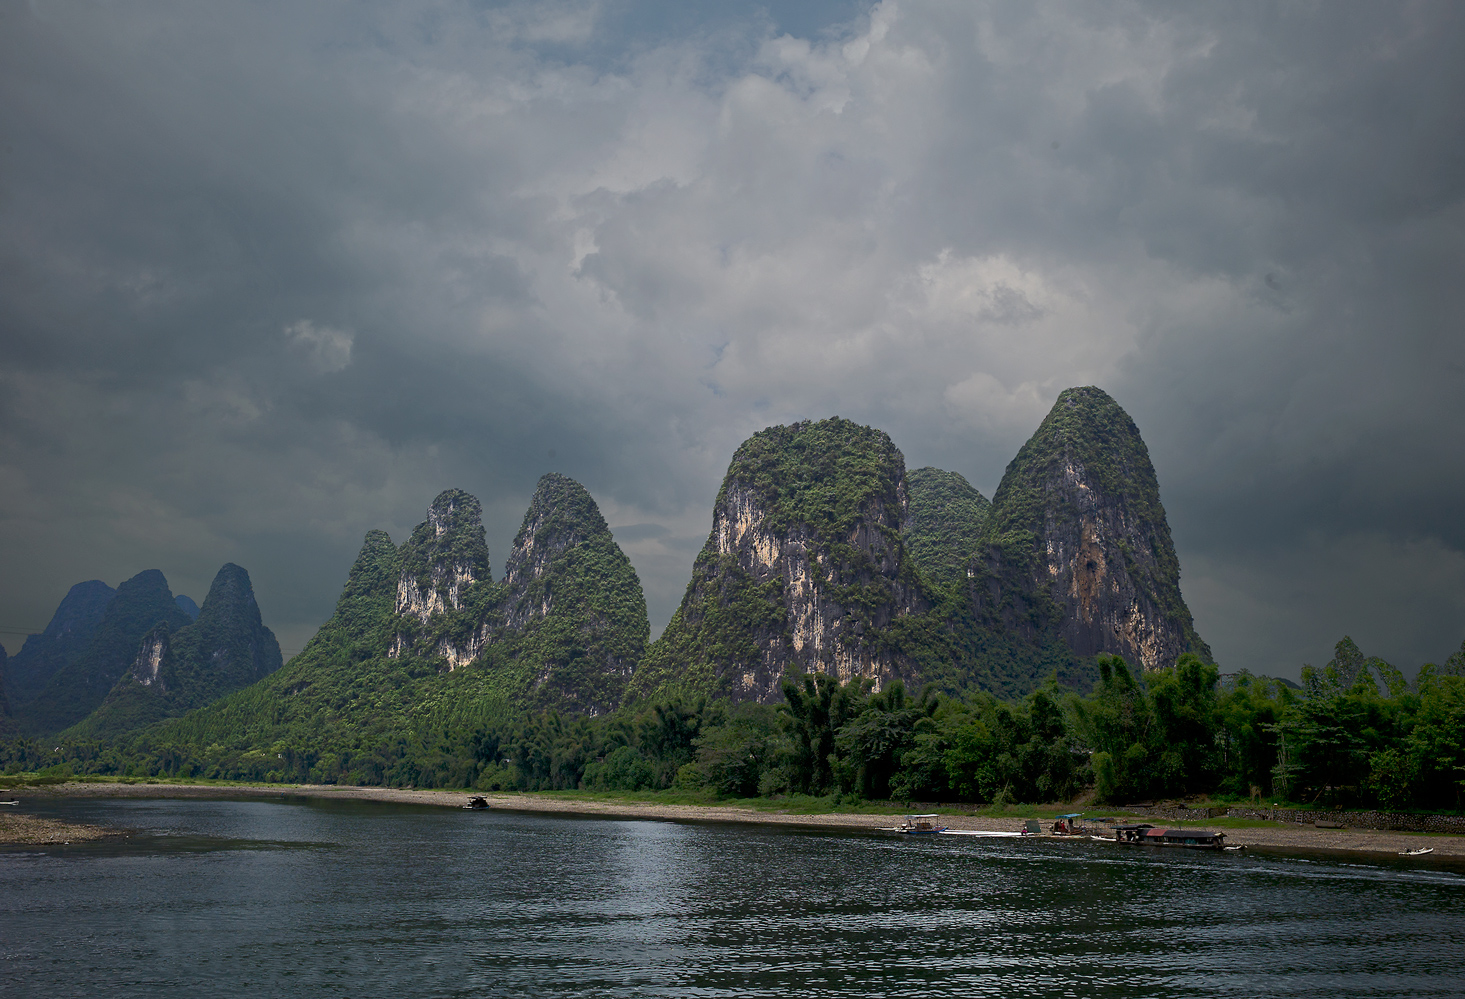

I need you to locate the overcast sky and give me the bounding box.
[3,0,1463,679]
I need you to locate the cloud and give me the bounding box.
[1,0,1463,675]
[285,320,354,374]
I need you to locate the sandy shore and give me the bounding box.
[14,782,1465,858]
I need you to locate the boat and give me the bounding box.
[897,814,947,834]
[1051,813,1085,835]
[0,800,18,806]
[1399,847,1434,856]
[1109,823,1227,850]
[464,796,490,810]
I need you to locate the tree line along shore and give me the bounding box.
[6,639,1465,819]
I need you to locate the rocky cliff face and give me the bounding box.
[390,489,493,667]
[387,480,648,713]
[131,625,171,691]
[636,418,934,703]
[2,579,116,706]
[969,386,1209,672]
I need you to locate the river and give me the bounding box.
[3,796,1463,997]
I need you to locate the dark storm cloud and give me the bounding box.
[2,0,1462,675]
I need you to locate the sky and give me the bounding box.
[2,0,1463,679]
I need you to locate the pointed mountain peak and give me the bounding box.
[396,490,490,624]
[638,416,928,704]
[498,474,648,714]
[400,490,490,579]
[44,581,118,637]
[196,564,265,629]
[504,473,612,586]
[175,594,200,620]
[991,387,1154,528]
[975,386,1207,672]
[117,569,174,599]
[3,579,116,706]
[342,529,398,597]
[426,489,485,540]
[14,568,190,735]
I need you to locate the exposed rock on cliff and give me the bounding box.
[67,563,284,739]
[131,625,172,692]
[635,418,936,703]
[969,386,1209,672]
[390,489,493,667]
[2,579,116,707]
[904,467,990,593]
[386,480,648,713]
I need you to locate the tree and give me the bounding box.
[835,681,938,799]
[780,672,867,795]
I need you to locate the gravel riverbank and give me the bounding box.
[13,782,1465,858]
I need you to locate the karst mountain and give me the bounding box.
[5,387,1207,763]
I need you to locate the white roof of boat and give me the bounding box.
[907,813,940,818]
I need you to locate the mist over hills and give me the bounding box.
[2,566,279,740]
[65,564,283,740]
[2,580,116,708]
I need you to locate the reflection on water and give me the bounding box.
[2,797,1463,998]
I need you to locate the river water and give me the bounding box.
[3,797,1463,997]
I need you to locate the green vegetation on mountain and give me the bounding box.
[718,418,907,539]
[5,571,1463,819]
[629,553,788,702]
[102,529,502,787]
[397,489,491,602]
[65,564,283,740]
[985,388,1164,540]
[2,580,115,706]
[17,478,647,784]
[968,386,1208,672]
[488,474,649,715]
[636,418,944,703]
[903,467,989,593]
[12,390,1400,812]
[14,571,191,736]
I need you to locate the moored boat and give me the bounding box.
[464,796,490,810]
[1110,823,1227,850]
[1051,813,1086,835]
[897,814,947,834]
